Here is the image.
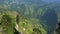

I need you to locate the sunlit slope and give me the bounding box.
[0,11,47,34]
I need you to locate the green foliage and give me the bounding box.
[0,12,16,34]
[32,28,42,34]
[0,5,47,34]
[1,15,15,34]
[38,8,43,15]
[18,18,47,34]
[0,11,47,34]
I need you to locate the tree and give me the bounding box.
[32,28,42,34]
[0,14,15,34]
[16,13,20,24]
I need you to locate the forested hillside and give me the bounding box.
[0,0,60,34]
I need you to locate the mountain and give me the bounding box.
[0,0,60,34]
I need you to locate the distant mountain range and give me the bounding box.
[0,0,60,7]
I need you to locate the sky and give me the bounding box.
[42,0,60,3]
[0,0,60,3]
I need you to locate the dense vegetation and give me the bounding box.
[0,0,60,34]
[0,10,47,34]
